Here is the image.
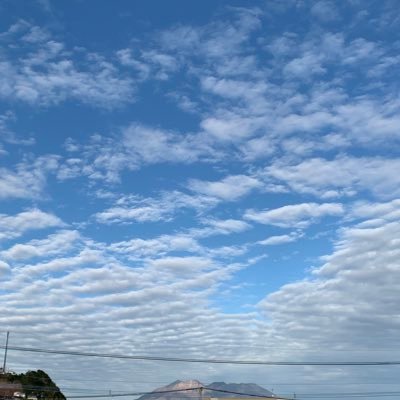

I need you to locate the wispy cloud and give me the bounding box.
[0,155,59,199]
[60,123,218,183]
[245,202,344,228]
[0,21,135,108]
[189,175,261,201]
[257,231,302,246]
[95,191,218,224]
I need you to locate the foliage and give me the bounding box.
[4,370,66,400]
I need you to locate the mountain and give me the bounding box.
[137,380,274,400]
[205,382,274,398]
[138,380,204,400]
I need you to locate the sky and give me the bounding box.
[1,0,400,398]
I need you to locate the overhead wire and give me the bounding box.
[65,386,288,399]
[64,386,400,399]
[3,374,400,400]
[3,337,400,399]
[52,378,400,386]
[2,345,400,366]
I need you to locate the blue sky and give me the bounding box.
[1,0,400,398]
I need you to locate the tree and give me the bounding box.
[5,370,66,400]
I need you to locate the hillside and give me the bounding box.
[0,370,66,400]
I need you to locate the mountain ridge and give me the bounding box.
[137,380,275,400]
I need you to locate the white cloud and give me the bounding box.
[61,123,218,183]
[1,230,80,261]
[283,51,326,78]
[0,22,135,108]
[96,191,219,224]
[0,260,10,274]
[202,76,255,99]
[245,202,344,228]
[116,48,150,79]
[310,1,339,22]
[141,50,179,80]
[46,16,400,187]
[260,206,400,354]
[0,111,35,152]
[21,25,50,43]
[201,114,264,142]
[334,98,400,145]
[350,199,400,222]
[189,175,261,201]
[200,218,251,235]
[122,123,203,164]
[257,232,302,246]
[147,256,214,273]
[96,204,170,224]
[265,156,400,199]
[159,7,261,60]
[0,155,59,200]
[239,135,276,161]
[0,167,41,199]
[14,249,103,279]
[110,234,201,258]
[0,209,64,241]
[200,76,269,115]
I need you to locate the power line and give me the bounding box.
[4,379,400,400]
[66,386,286,399]
[66,388,204,398]
[54,378,400,386]
[294,393,400,399]
[205,388,283,398]
[295,392,400,396]
[64,387,400,400]
[2,345,400,366]
[65,390,400,400]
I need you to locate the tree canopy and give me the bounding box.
[4,370,66,400]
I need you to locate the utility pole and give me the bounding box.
[2,331,9,373]
[199,386,203,400]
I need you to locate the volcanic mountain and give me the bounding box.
[137,380,275,400]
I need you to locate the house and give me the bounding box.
[0,382,23,399]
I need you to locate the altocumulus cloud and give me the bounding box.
[244,202,344,228]
[1,1,400,397]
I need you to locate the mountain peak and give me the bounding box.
[137,380,274,400]
[169,380,203,390]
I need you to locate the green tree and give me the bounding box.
[5,370,66,400]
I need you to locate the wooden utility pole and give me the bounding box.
[2,331,9,373]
